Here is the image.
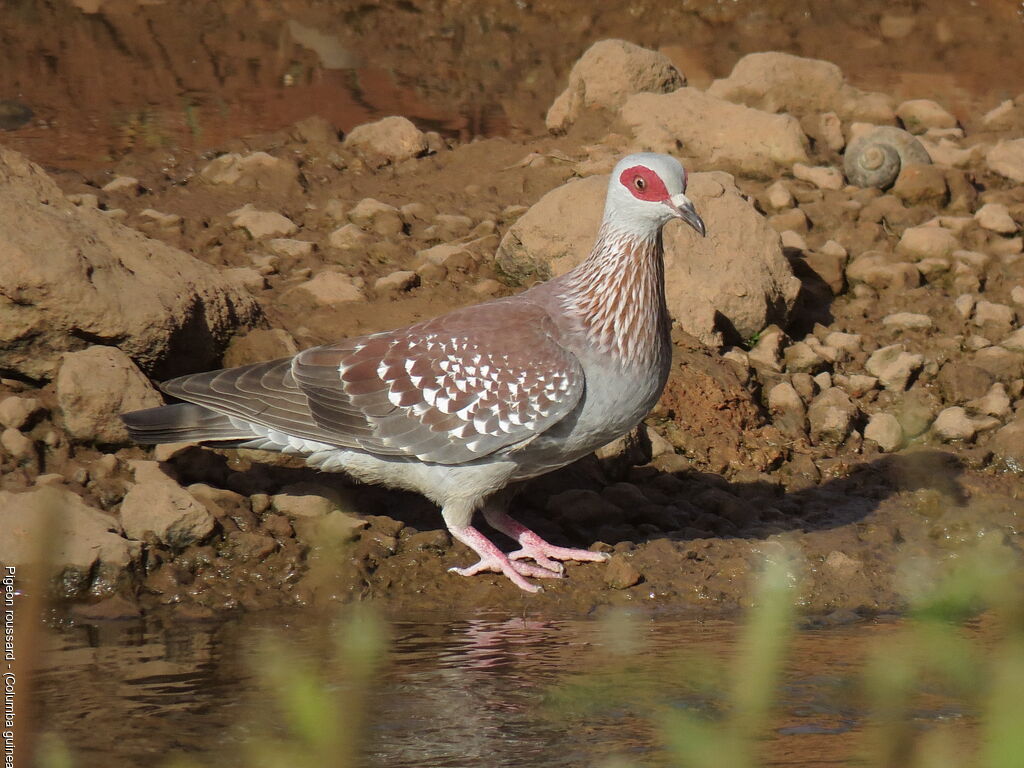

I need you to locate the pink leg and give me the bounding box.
[482,508,611,574]
[447,525,565,594]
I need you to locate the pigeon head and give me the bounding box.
[603,152,706,238]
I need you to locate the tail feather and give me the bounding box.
[121,403,258,445]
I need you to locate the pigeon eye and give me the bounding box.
[634,176,646,191]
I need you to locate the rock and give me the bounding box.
[706,52,895,122]
[894,390,940,438]
[982,100,1019,130]
[880,14,916,38]
[199,151,301,194]
[1001,327,1024,352]
[974,301,1016,335]
[846,252,920,290]
[101,175,141,194]
[291,115,339,144]
[621,88,809,178]
[804,250,847,295]
[415,243,472,269]
[138,208,183,231]
[744,329,785,374]
[769,207,809,234]
[767,381,806,437]
[272,481,357,518]
[896,99,957,134]
[228,204,298,239]
[374,270,419,293]
[825,331,862,357]
[0,396,43,430]
[0,147,261,381]
[285,271,365,307]
[604,554,643,589]
[990,418,1024,472]
[864,412,903,452]
[966,382,1011,419]
[495,172,799,346]
[932,406,976,441]
[343,116,427,164]
[896,226,958,260]
[424,214,474,241]
[327,223,372,251]
[818,112,845,151]
[891,164,948,207]
[348,198,405,237]
[986,140,1024,183]
[0,486,140,598]
[765,180,794,210]
[223,328,298,368]
[783,341,824,373]
[955,294,976,319]
[546,39,684,133]
[780,230,807,251]
[972,346,1024,382]
[807,387,858,445]
[937,362,994,403]
[793,163,844,190]
[292,510,367,547]
[1,428,34,461]
[55,346,163,445]
[865,345,924,391]
[223,266,266,293]
[882,312,933,331]
[120,461,216,547]
[975,203,1018,234]
[267,238,315,258]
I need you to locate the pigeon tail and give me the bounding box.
[120,402,258,445]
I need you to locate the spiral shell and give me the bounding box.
[842,126,931,189]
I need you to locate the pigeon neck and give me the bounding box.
[559,222,670,368]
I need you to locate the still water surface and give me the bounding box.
[36,610,974,767]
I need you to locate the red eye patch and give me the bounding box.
[619,165,670,202]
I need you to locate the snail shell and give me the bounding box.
[843,126,931,189]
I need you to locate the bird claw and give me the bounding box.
[448,556,561,594]
[508,544,611,571]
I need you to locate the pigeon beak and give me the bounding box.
[664,193,706,237]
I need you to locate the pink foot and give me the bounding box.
[483,509,611,573]
[448,525,564,593]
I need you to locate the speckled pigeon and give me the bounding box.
[122,152,706,592]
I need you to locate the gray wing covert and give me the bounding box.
[292,305,585,464]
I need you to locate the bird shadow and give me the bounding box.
[163,441,968,553]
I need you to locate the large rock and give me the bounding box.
[495,171,800,345]
[986,139,1024,183]
[343,116,427,164]
[56,345,163,445]
[120,461,216,548]
[0,146,261,381]
[620,88,809,178]
[0,486,140,599]
[546,39,685,133]
[707,52,896,123]
[199,151,301,197]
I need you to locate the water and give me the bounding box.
[35,610,974,767]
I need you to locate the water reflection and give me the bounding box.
[34,609,976,768]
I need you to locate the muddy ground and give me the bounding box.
[2,4,1023,620]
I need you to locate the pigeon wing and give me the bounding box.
[292,299,585,464]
